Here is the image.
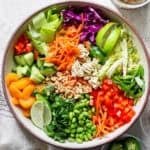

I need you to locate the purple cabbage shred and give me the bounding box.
[61,6,109,44]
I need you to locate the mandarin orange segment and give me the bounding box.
[22,84,35,99]
[11,97,19,106]
[13,78,32,90]
[19,96,36,109]
[5,73,19,86]
[9,84,23,99]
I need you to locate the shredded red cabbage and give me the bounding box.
[61,6,109,44]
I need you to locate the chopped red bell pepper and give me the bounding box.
[91,79,135,130]
[14,34,33,55]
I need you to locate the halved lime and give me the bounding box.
[30,101,52,129]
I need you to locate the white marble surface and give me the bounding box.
[0,0,150,150]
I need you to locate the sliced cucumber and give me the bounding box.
[16,65,30,78]
[37,59,44,68]
[23,52,34,66]
[14,52,34,66]
[30,65,45,83]
[14,55,26,66]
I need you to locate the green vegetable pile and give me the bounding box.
[27,8,62,56]
[113,65,145,101]
[33,86,96,143]
[67,94,96,143]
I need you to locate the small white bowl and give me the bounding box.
[112,0,150,9]
[101,134,146,150]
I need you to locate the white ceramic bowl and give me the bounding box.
[112,0,150,9]
[1,1,150,149]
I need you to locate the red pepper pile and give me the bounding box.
[15,34,33,55]
[91,79,135,136]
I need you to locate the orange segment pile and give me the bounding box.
[5,73,36,117]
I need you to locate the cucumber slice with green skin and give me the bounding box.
[103,26,121,54]
[14,55,26,66]
[37,59,44,68]
[96,22,117,49]
[16,65,30,78]
[124,137,141,150]
[30,65,45,83]
[14,52,34,66]
[23,52,34,66]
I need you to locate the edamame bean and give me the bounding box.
[77,127,84,133]
[71,129,76,133]
[79,120,84,125]
[83,135,89,141]
[74,109,80,114]
[71,124,77,129]
[86,122,93,128]
[70,133,75,138]
[65,128,70,133]
[82,111,89,117]
[85,119,91,124]
[91,125,96,131]
[76,138,83,143]
[86,133,92,140]
[72,117,76,123]
[83,108,88,112]
[69,112,74,119]
[79,114,84,120]
[68,137,75,142]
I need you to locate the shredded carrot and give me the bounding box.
[92,91,116,137]
[45,15,84,71]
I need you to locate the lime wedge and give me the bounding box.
[30,101,52,129]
